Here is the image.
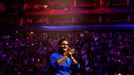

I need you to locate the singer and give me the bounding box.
[49,38,80,75]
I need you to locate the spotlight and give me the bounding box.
[30,32,34,34]
[43,5,48,8]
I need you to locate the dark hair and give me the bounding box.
[58,38,68,45]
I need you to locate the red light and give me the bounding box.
[33,5,40,10]
[27,19,33,24]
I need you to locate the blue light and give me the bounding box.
[38,24,134,31]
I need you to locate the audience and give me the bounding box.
[0,31,133,75]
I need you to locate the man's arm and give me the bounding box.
[57,48,79,65]
[57,51,70,65]
[57,55,68,65]
[50,52,69,68]
[68,48,78,64]
[70,56,78,64]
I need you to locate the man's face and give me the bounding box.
[59,40,69,52]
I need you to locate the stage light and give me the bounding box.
[38,59,40,61]
[118,73,122,75]
[16,31,18,33]
[0,3,5,12]
[43,32,46,35]
[43,5,48,8]
[32,43,34,46]
[27,19,33,24]
[30,32,34,34]
[33,5,40,10]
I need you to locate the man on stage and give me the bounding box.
[50,39,80,75]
